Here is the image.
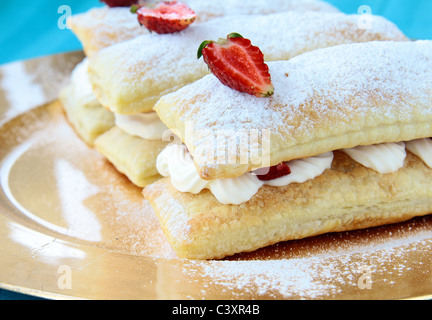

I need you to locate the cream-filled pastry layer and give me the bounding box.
[157,144,332,205]
[158,144,262,205]
[157,139,432,205]
[114,112,168,141]
[144,150,432,260]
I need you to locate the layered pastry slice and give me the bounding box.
[69,0,339,57]
[144,40,432,260]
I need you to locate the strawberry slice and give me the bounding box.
[100,0,137,7]
[253,163,291,181]
[198,33,274,98]
[133,1,196,34]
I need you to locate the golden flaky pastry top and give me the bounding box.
[88,11,406,114]
[154,41,432,181]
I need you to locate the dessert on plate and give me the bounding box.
[144,40,432,259]
[58,1,432,261]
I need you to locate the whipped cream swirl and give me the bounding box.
[157,137,432,205]
[406,138,432,168]
[342,142,406,174]
[115,112,168,140]
[157,144,333,205]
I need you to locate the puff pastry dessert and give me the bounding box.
[65,1,338,186]
[88,11,407,114]
[59,59,115,145]
[69,0,339,57]
[87,9,406,187]
[144,40,432,260]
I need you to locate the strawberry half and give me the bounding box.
[100,0,137,7]
[134,1,196,34]
[198,33,274,98]
[253,163,291,181]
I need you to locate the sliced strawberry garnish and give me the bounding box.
[133,1,196,34]
[198,33,274,98]
[100,0,137,7]
[253,163,291,181]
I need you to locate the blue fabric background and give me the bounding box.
[0,0,431,65]
[0,0,431,299]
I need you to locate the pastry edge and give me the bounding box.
[58,84,115,146]
[94,126,168,187]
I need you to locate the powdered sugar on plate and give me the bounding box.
[2,102,432,299]
[0,62,45,122]
[180,219,432,299]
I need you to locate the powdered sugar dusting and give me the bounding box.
[179,40,432,133]
[90,10,406,112]
[73,0,338,56]
[69,7,150,56]
[0,62,45,122]
[179,220,432,299]
[186,0,340,21]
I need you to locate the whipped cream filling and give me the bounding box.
[157,138,432,205]
[341,142,406,174]
[71,59,97,105]
[114,112,168,140]
[157,144,333,205]
[406,138,432,168]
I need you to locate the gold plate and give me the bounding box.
[1,52,432,300]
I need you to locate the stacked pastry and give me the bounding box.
[60,0,338,137]
[144,40,432,260]
[85,5,407,188]
[58,1,432,261]
[60,0,342,185]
